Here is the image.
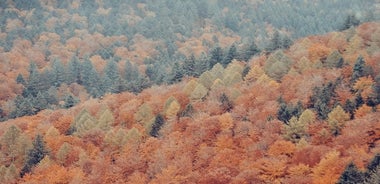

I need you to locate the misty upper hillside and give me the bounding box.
[0,1,380,183]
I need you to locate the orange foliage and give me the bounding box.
[335,84,354,104]
[353,76,374,99]
[292,145,330,167]
[312,150,348,184]
[48,111,72,134]
[268,140,296,157]
[21,162,85,184]
[90,55,107,74]
[357,22,380,43]
[355,105,373,118]
[284,164,312,184]
[254,156,287,183]
[308,43,332,62]
[1,10,380,183]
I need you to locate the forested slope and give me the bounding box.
[1,1,380,183]
[0,0,379,121]
[0,21,380,183]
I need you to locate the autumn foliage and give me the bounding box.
[0,1,380,183]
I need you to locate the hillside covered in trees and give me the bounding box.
[1,0,380,183]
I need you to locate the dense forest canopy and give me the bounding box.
[0,0,380,183]
[0,0,378,121]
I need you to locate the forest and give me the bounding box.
[0,0,380,183]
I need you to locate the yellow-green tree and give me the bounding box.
[134,103,154,125]
[325,50,343,68]
[125,128,142,145]
[1,125,21,162]
[190,83,208,100]
[264,50,293,81]
[183,79,198,96]
[284,109,315,142]
[224,61,244,76]
[298,109,316,125]
[224,71,242,86]
[104,129,128,150]
[71,109,98,136]
[0,166,6,181]
[327,105,350,136]
[97,108,114,131]
[165,99,181,119]
[210,63,224,80]
[198,71,215,89]
[210,78,225,91]
[56,142,71,165]
[4,163,18,183]
[244,65,264,82]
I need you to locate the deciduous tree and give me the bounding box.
[327,105,350,136]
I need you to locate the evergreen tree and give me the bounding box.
[183,54,196,77]
[66,56,82,84]
[0,107,5,121]
[372,75,380,105]
[309,82,336,120]
[16,74,26,85]
[23,62,43,97]
[10,95,35,118]
[50,58,66,87]
[81,59,103,97]
[63,94,78,109]
[102,58,124,93]
[219,93,233,112]
[129,75,151,94]
[13,0,41,10]
[224,13,239,31]
[32,92,49,112]
[337,162,365,184]
[241,40,260,61]
[351,56,366,83]
[180,103,195,117]
[150,114,165,137]
[277,99,303,123]
[340,14,360,31]
[281,34,293,49]
[222,44,237,67]
[267,30,281,52]
[194,54,209,77]
[367,154,380,173]
[343,99,356,119]
[45,87,59,105]
[355,93,365,109]
[124,60,139,83]
[169,62,184,84]
[146,62,166,84]
[242,66,250,78]
[20,134,48,177]
[104,59,120,82]
[209,46,223,69]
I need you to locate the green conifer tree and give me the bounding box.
[20,134,48,177]
[337,162,364,184]
[150,114,165,137]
